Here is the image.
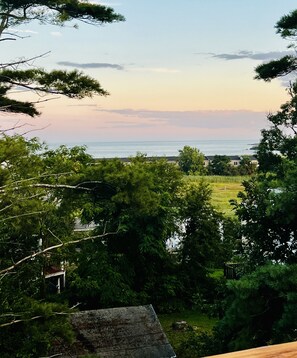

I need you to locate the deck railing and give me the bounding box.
[206,341,297,357]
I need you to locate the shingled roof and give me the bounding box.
[51,305,176,358]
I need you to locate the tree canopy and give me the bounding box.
[178,145,206,175]
[233,7,297,267]
[0,0,124,117]
[0,1,124,36]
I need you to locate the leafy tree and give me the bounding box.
[208,155,235,176]
[0,0,124,116]
[234,165,297,268]
[0,135,113,356]
[178,145,206,175]
[177,180,224,304]
[178,264,297,357]
[213,264,297,353]
[66,155,184,311]
[0,0,124,31]
[254,9,297,173]
[179,10,297,357]
[232,9,297,267]
[238,155,257,175]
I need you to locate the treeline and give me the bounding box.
[178,145,257,176]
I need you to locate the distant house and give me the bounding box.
[96,155,258,167]
[50,305,176,358]
[248,155,258,166]
[204,155,258,167]
[228,155,241,166]
[74,217,98,232]
[44,264,66,293]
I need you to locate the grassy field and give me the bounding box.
[159,309,217,352]
[184,175,248,216]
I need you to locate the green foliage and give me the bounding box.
[234,8,297,268]
[0,135,94,356]
[176,330,216,358]
[178,145,206,175]
[255,55,297,81]
[0,0,124,116]
[66,156,184,310]
[276,9,297,38]
[159,309,217,355]
[0,1,124,29]
[177,180,225,304]
[0,300,74,358]
[233,171,297,267]
[254,9,297,174]
[211,264,297,353]
[238,155,257,175]
[176,265,297,357]
[0,67,108,117]
[208,155,235,176]
[185,175,246,216]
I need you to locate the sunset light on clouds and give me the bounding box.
[2,0,297,143]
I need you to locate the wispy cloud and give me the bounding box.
[57,61,124,70]
[208,50,294,61]
[96,121,152,129]
[98,108,268,130]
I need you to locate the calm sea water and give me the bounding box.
[48,139,258,158]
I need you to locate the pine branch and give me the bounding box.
[0,52,51,70]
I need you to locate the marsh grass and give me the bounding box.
[184,175,249,216]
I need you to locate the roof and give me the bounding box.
[51,305,176,358]
[205,155,241,161]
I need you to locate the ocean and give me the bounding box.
[48,139,258,158]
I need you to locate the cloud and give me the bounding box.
[58,62,178,73]
[98,109,268,130]
[208,50,294,61]
[96,121,153,129]
[131,67,180,74]
[57,61,124,70]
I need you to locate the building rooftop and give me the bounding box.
[50,305,176,358]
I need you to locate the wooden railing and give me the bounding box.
[206,341,297,357]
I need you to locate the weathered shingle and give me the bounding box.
[51,305,176,358]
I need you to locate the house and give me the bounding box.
[96,155,258,167]
[44,218,98,294]
[50,305,176,358]
[44,264,66,293]
[204,155,258,167]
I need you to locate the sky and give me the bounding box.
[2,0,297,143]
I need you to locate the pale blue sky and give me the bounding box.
[3,0,297,143]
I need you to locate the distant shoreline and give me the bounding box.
[94,154,258,166]
[48,139,258,159]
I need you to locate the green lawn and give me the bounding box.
[185,175,248,216]
[159,309,217,352]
